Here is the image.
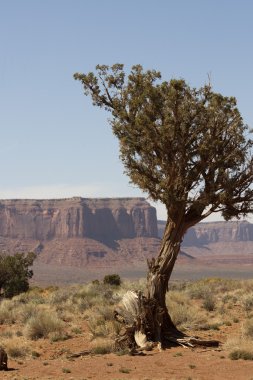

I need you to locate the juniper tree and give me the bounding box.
[0,252,35,298]
[74,64,253,345]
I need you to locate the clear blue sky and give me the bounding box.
[1,0,253,220]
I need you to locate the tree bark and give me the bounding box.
[114,213,220,350]
[146,215,186,343]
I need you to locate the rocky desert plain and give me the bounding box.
[1,197,253,379]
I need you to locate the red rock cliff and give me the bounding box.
[0,197,158,241]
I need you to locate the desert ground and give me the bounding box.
[1,276,253,380]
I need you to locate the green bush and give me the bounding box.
[103,274,121,286]
[0,252,36,298]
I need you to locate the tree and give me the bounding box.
[74,64,253,347]
[0,252,35,298]
[103,274,121,286]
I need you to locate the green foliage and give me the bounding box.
[74,64,253,224]
[0,252,35,298]
[103,274,121,286]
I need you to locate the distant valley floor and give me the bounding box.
[1,236,253,285]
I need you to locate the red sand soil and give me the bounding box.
[1,321,253,380]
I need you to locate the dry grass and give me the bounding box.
[90,337,115,354]
[225,336,253,360]
[1,337,30,358]
[24,310,64,340]
[0,300,16,324]
[242,318,253,338]
[166,291,206,329]
[0,277,253,359]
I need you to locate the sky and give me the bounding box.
[0,0,253,221]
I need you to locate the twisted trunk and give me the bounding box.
[146,214,187,343]
[114,212,219,350]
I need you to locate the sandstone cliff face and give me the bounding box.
[0,197,158,241]
[184,221,253,246]
[158,220,253,246]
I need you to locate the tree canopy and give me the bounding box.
[74,64,253,347]
[74,64,253,228]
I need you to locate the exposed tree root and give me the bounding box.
[114,290,220,351]
[166,336,219,348]
[66,350,92,359]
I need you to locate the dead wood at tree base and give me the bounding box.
[66,350,92,359]
[166,336,220,348]
[114,290,220,351]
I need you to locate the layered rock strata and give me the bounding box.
[0,197,158,241]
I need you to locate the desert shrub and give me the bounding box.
[120,278,147,294]
[187,278,238,300]
[71,326,82,334]
[169,303,194,327]
[88,316,111,338]
[241,280,253,293]
[202,294,216,311]
[119,367,131,373]
[31,350,41,358]
[103,274,121,286]
[221,293,238,304]
[13,291,45,305]
[69,291,96,311]
[229,349,253,360]
[168,281,187,292]
[111,320,122,335]
[90,337,115,354]
[3,337,30,358]
[166,292,205,329]
[198,322,220,331]
[0,300,15,324]
[242,294,253,313]
[168,290,190,305]
[97,305,114,321]
[243,318,253,338]
[24,310,64,340]
[50,333,70,342]
[225,336,253,362]
[187,282,211,300]
[49,289,70,306]
[62,368,71,373]
[18,303,39,323]
[0,329,13,338]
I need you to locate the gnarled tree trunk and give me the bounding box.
[115,214,219,350]
[145,216,186,344]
